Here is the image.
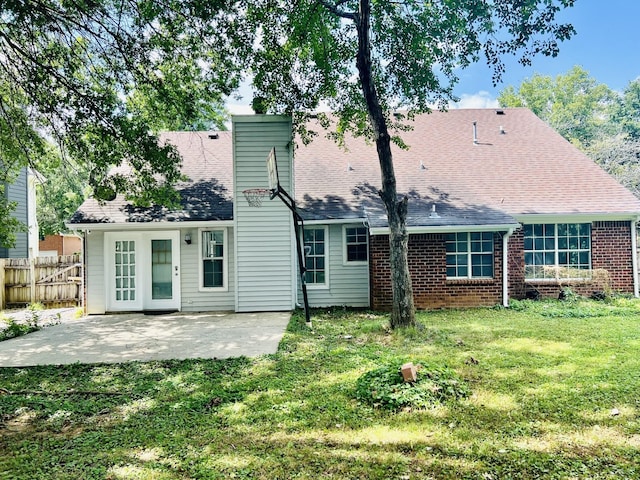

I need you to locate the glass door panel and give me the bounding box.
[151,239,172,300]
[115,240,136,302]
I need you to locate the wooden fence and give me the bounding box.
[0,255,83,309]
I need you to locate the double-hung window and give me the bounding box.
[201,229,226,289]
[303,227,327,286]
[344,226,368,263]
[445,232,494,278]
[523,223,591,279]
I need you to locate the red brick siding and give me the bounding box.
[39,235,82,256]
[371,221,636,309]
[508,221,634,299]
[370,233,504,310]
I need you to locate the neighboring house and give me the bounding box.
[68,109,640,314]
[39,233,83,257]
[1,167,39,259]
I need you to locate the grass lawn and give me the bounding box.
[1,298,640,479]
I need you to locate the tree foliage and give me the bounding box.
[246,0,575,327]
[0,0,247,207]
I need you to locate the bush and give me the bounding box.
[355,361,470,410]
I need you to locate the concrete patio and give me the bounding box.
[0,311,291,367]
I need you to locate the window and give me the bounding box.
[344,226,368,263]
[115,240,136,301]
[523,223,591,279]
[304,227,327,285]
[445,232,494,278]
[201,229,226,289]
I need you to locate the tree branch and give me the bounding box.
[316,0,356,20]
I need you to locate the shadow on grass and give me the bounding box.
[1,304,640,479]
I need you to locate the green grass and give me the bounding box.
[1,298,640,479]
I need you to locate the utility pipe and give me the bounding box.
[503,228,515,307]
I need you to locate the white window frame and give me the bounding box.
[303,226,329,289]
[523,223,592,281]
[342,225,369,265]
[198,227,228,292]
[445,232,494,279]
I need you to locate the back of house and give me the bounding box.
[68,108,640,314]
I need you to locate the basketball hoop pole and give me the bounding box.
[270,185,312,328]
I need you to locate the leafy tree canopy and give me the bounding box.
[0,0,248,207]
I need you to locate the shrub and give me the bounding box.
[355,361,470,410]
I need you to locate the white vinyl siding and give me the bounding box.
[301,223,369,307]
[86,230,106,314]
[233,115,295,312]
[181,226,235,311]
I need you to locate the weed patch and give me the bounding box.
[356,361,470,410]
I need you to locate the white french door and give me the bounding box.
[105,231,181,311]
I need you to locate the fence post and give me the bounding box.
[0,259,5,310]
[30,258,36,304]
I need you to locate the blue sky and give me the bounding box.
[454,0,640,107]
[228,1,640,113]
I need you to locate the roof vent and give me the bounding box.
[419,161,427,170]
[499,125,506,135]
[496,109,505,115]
[208,133,219,140]
[473,121,479,145]
[429,204,440,219]
[347,163,354,172]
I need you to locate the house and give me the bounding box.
[39,233,83,257]
[68,109,640,314]
[1,167,39,259]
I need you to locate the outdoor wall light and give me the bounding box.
[184,233,192,245]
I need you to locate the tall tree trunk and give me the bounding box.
[355,0,416,328]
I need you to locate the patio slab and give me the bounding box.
[0,311,291,367]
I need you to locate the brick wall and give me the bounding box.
[370,221,636,310]
[370,233,504,310]
[39,235,83,256]
[508,221,634,300]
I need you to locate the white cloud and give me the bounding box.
[227,103,254,116]
[451,91,500,109]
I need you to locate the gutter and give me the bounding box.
[66,220,234,231]
[503,228,515,307]
[632,220,639,298]
[368,223,520,236]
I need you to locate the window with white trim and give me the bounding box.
[303,227,327,285]
[523,223,591,280]
[344,226,368,263]
[445,232,494,278]
[201,229,226,289]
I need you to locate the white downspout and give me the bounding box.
[503,228,514,307]
[632,220,639,298]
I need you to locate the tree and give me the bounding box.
[0,0,248,219]
[246,0,575,328]
[498,66,615,148]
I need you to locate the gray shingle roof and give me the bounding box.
[69,131,233,224]
[69,109,640,227]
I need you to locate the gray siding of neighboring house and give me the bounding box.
[301,223,370,308]
[233,115,296,312]
[86,230,106,314]
[1,168,29,258]
[180,226,235,311]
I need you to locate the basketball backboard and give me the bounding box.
[266,147,279,199]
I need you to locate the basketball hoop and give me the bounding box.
[242,188,270,207]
